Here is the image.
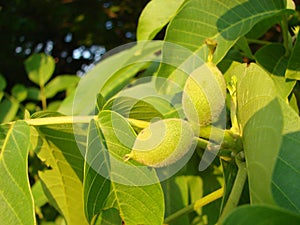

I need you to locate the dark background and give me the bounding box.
[0,0,149,88]
[1,0,300,89]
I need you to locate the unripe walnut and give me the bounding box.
[124,118,195,167]
[182,62,226,127]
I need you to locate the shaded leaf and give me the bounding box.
[271,100,300,213]
[26,87,41,101]
[246,16,282,39]
[32,180,48,208]
[12,84,28,102]
[162,176,190,225]
[255,43,296,98]
[0,121,35,225]
[235,37,254,59]
[220,160,238,213]
[137,0,185,41]
[0,97,20,123]
[285,31,300,80]
[222,205,300,225]
[24,53,55,86]
[0,74,7,91]
[94,208,122,225]
[44,75,80,99]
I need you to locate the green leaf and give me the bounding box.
[222,205,300,225]
[162,176,190,225]
[237,63,283,205]
[289,93,299,114]
[26,87,41,101]
[188,175,203,205]
[271,100,300,213]
[0,92,3,102]
[0,124,10,149]
[24,53,55,87]
[255,43,296,98]
[33,120,89,225]
[47,101,62,111]
[96,110,165,225]
[44,75,80,99]
[235,37,254,60]
[285,31,300,80]
[220,160,238,212]
[159,0,290,72]
[0,98,20,123]
[72,41,162,116]
[246,16,282,39]
[104,96,164,121]
[0,121,36,225]
[12,84,28,102]
[0,74,7,91]
[137,0,186,41]
[103,81,180,121]
[94,208,122,225]
[32,180,48,208]
[83,120,111,222]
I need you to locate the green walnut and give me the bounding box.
[124,118,195,167]
[182,62,226,127]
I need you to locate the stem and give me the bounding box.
[246,38,273,45]
[40,85,47,110]
[164,188,223,224]
[199,126,243,153]
[281,15,290,56]
[217,153,247,224]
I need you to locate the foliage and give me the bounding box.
[0,0,149,85]
[0,53,79,123]
[1,0,300,224]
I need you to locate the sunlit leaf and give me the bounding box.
[32,117,89,225]
[0,121,36,225]
[137,0,185,41]
[70,41,162,116]
[96,110,165,225]
[24,53,55,87]
[157,0,292,90]
[83,120,110,222]
[237,63,283,205]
